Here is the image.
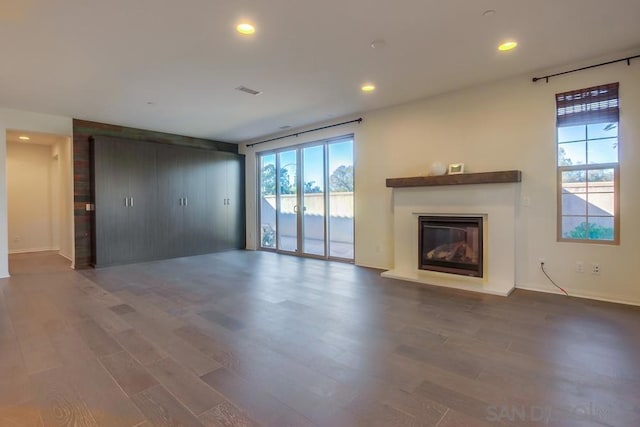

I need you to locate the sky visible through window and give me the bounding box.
[558,123,618,166]
[276,139,353,191]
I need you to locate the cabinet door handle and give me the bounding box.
[124,197,129,207]
[184,197,188,207]
[179,198,182,206]
[130,197,134,207]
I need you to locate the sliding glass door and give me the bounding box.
[328,140,354,259]
[302,145,326,256]
[276,149,298,253]
[258,136,354,261]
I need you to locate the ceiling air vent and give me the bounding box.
[235,86,262,96]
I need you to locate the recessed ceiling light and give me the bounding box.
[361,83,376,92]
[236,23,255,35]
[498,41,518,51]
[19,136,30,140]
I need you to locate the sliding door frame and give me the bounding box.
[256,134,354,262]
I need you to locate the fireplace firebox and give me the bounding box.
[419,216,483,277]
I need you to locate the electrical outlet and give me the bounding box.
[592,264,600,275]
[538,257,545,264]
[576,261,584,273]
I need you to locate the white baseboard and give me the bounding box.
[58,252,73,261]
[9,247,60,255]
[355,262,387,270]
[516,284,640,307]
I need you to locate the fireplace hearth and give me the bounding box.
[419,216,483,277]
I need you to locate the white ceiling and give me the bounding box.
[1,0,639,143]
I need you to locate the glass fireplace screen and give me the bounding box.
[419,216,483,277]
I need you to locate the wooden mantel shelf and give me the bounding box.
[386,170,522,188]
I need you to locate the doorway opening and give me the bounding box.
[6,130,74,273]
[258,135,354,261]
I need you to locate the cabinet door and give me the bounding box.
[204,151,225,252]
[157,144,185,258]
[182,149,209,256]
[225,154,246,249]
[128,141,159,262]
[93,138,132,266]
[207,152,229,251]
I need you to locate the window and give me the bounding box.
[556,83,619,243]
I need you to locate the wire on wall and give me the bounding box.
[245,118,363,148]
[540,262,569,296]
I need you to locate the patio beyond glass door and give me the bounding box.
[302,145,326,256]
[328,140,354,259]
[276,150,298,253]
[258,136,354,261]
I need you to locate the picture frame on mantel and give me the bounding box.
[448,163,465,174]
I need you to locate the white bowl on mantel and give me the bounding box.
[429,162,447,176]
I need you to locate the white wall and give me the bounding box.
[241,51,640,305]
[0,108,73,277]
[7,141,55,253]
[52,137,74,260]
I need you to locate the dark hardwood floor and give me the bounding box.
[1,250,639,426]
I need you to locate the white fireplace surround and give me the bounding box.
[382,183,519,296]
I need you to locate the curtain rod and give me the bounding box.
[532,54,639,83]
[245,118,363,148]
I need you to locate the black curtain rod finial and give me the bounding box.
[533,54,639,83]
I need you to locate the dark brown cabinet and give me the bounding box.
[92,136,245,267]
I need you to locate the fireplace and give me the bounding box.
[419,216,483,277]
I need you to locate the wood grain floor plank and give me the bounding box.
[15,331,61,375]
[110,304,136,315]
[200,368,311,426]
[199,309,245,332]
[44,320,96,366]
[75,318,123,357]
[120,310,220,376]
[99,351,158,396]
[6,251,640,426]
[0,400,42,427]
[413,379,495,422]
[147,357,226,416]
[198,401,259,427]
[131,385,204,427]
[30,367,99,427]
[114,329,167,366]
[68,357,146,427]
